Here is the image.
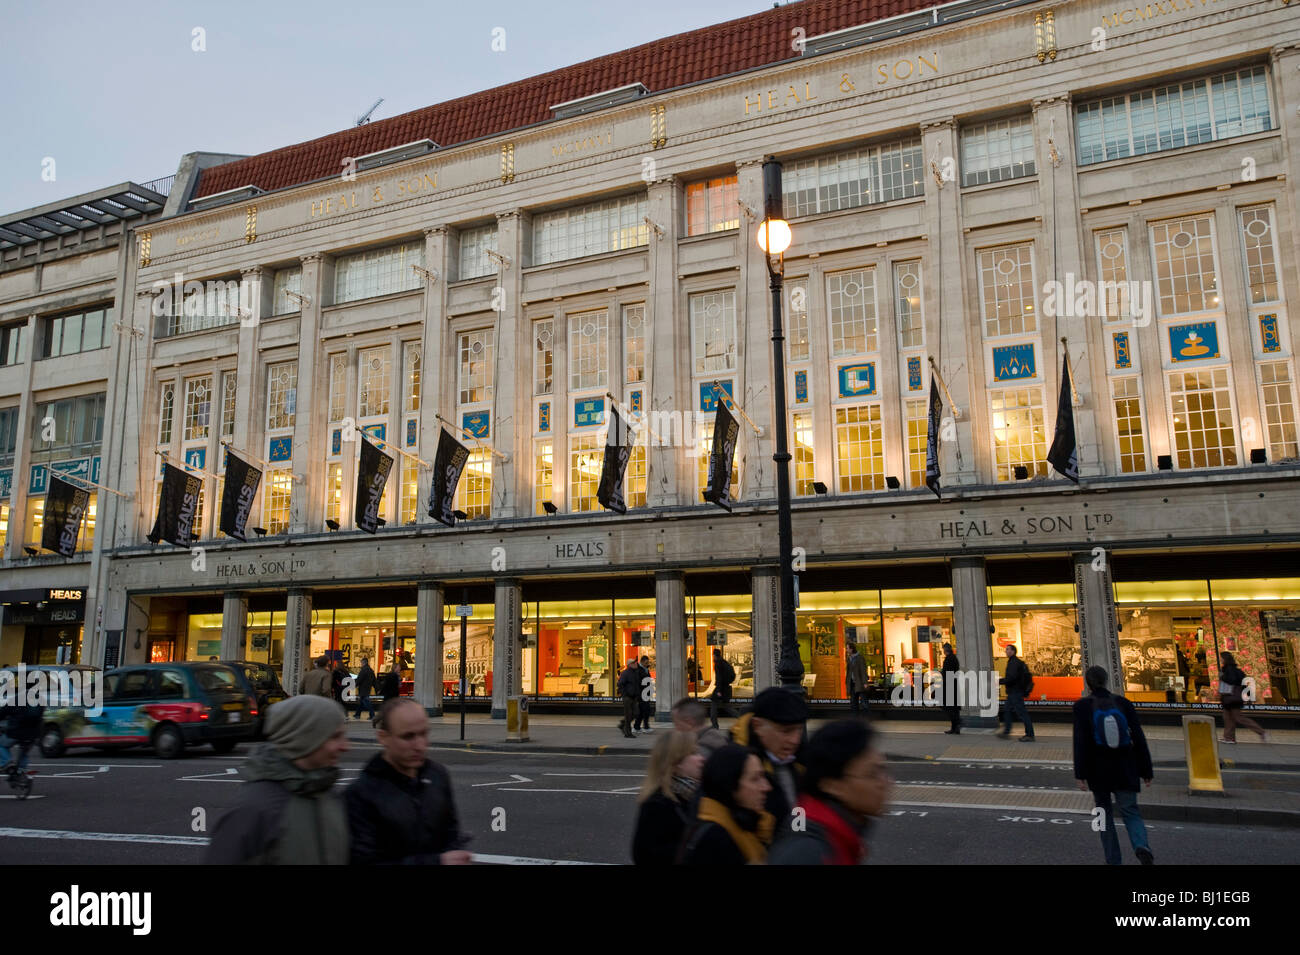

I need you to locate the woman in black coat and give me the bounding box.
[1219,652,1267,743]
[678,744,775,865]
[632,730,704,864]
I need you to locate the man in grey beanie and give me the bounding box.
[206,694,351,864]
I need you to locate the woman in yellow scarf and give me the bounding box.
[679,744,775,864]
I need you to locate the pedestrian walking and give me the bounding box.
[617,658,640,738]
[709,648,735,729]
[730,686,807,829]
[1072,666,1154,865]
[678,744,775,865]
[346,698,472,865]
[354,657,376,721]
[635,655,655,733]
[331,659,350,706]
[632,730,704,865]
[1218,651,1267,743]
[671,698,729,758]
[205,695,350,864]
[377,659,402,702]
[996,645,1035,741]
[299,655,332,697]
[941,642,962,734]
[846,643,869,716]
[768,720,892,865]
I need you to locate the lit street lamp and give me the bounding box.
[757,157,803,692]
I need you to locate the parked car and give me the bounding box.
[225,660,286,738]
[40,662,256,759]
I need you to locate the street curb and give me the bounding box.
[1139,802,1300,828]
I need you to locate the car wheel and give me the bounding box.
[39,725,65,758]
[152,724,185,760]
[210,740,239,754]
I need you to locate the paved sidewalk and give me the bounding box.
[343,712,1300,827]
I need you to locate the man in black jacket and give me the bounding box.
[941,643,961,734]
[377,660,402,703]
[617,659,639,738]
[709,648,736,730]
[346,698,471,865]
[731,687,807,832]
[1073,666,1154,865]
[996,645,1035,741]
[353,657,376,721]
[0,700,43,775]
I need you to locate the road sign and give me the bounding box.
[456,604,473,617]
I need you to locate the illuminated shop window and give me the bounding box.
[25,492,96,553]
[1259,361,1298,461]
[264,468,292,535]
[835,404,884,492]
[1167,367,1237,468]
[978,243,1037,338]
[990,386,1047,481]
[458,449,492,520]
[458,329,494,405]
[792,412,815,497]
[534,441,553,515]
[1150,215,1219,317]
[623,304,646,384]
[685,176,739,235]
[826,268,877,357]
[400,458,419,525]
[569,436,601,513]
[626,444,647,509]
[1111,376,1148,473]
[325,463,344,524]
[403,343,421,414]
[905,398,928,489]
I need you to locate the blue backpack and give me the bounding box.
[1091,696,1132,749]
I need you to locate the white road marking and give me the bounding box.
[494,787,636,795]
[472,853,605,866]
[470,774,533,787]
[0,795,46,800]
[0,827,207,845]
[178,768,241,782]
[542,773,643,777]
[30,762,162,769]
[890,800,1095,814]
[43,765,111,778]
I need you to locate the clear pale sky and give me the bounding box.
[0,0,773,215]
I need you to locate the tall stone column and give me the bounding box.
[950,557,994,725]
[1073,550,1122,687]
[5,313,37,560]
[654,570,687,722]
[750,565,780,692]
[735,156,775,501]
[492,212,522,518]
[919,118,977,485]
[284,588,312,696]
[220,592,248,659]
[417,227,448,525]
[290,253,323,534]
[416,580,445,716]
[491,577,522,718]
[646,177,683,507]
[1032,93,1102,477]
[1271,43,1300,363]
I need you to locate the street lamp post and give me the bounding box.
[757,157,803,692]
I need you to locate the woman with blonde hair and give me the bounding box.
[631,730,704,865]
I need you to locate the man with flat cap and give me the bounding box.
[729,686,809,833]
[206,694,351,864]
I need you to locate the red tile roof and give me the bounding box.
[196,0,937,199]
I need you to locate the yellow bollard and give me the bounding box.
[506,696,530,741]
[1182,714,1224,794]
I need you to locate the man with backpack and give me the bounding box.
[996,645,1035,741]
[709,648,736,730]
[1072,665,1154,865]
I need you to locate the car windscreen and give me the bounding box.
[249,665,283,690]
[195,667,242,695]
